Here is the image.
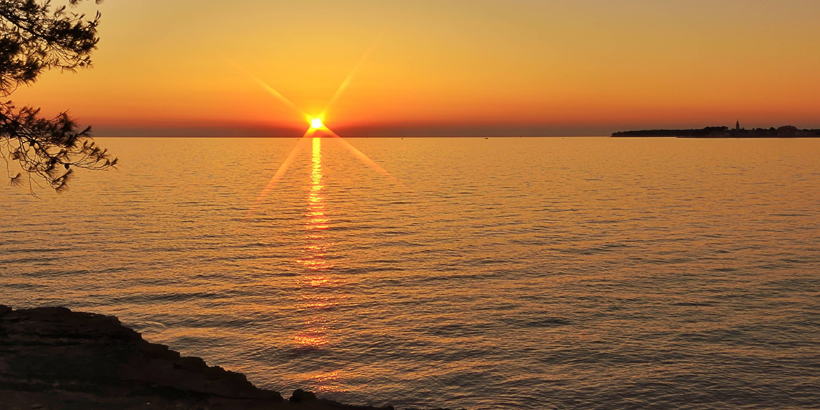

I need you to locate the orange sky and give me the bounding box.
[12,0,820,136]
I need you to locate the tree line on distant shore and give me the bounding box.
[612,126,820,138]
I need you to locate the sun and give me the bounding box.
[311,118,323,129]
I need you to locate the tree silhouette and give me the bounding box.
[1,0,115,193]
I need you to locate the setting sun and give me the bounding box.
[4,1,820,409]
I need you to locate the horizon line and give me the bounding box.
[92,135,614,139]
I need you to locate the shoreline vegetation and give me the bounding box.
[0,305,414,410]
[612,125,820,138]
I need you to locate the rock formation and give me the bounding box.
[0,305,394,410]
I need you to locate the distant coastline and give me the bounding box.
[612,125,820,138]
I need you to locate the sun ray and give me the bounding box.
[230,61,312,122]
[319,36,381,120]
[237,39,401,221]
[244,129,314,219]
[320,127,397,182]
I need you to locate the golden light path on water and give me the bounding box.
[235,44,396,391]
[243,122,397,220]
[297,137,332,273]
[5,137,820,409]
[293,137,346,392]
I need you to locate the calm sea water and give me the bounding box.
[2,137,820,409]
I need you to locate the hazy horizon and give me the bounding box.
[4,1,820,409]
[92,122,820,138]
[11,0,820,137]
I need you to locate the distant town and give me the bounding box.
[613,122,820,138]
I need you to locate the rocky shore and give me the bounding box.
[0,305,398,410]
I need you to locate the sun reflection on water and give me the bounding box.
[296,137,333,272]
[294,136,347,392]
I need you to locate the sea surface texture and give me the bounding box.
[2,137,819,409]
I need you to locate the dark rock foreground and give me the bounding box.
[0,305,394,410]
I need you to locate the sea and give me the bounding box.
[2,137,819,409]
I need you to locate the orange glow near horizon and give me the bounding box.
[10,1,820,134]
[230,61,312,123]
[319,36,381,121]
[243,55,399,219]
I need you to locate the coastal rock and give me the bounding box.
[290,389,318,403]
[0,305,396,410]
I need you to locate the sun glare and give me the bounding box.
[241,40,398,219]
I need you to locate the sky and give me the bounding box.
[12,0,820,136]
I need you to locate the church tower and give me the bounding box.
[736,120,740,130]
